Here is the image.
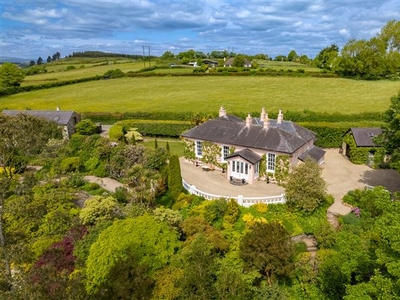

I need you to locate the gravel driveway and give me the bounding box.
[322,149,400,215]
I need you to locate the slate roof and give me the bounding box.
[181,114,315,154]
[298,146,326,162]
[225,148,262,164]
[350,127,382,147]
[2,110,76,126]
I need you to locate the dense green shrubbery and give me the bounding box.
[103,69,124,79]
[108,125,124,141]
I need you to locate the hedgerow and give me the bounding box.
[113,119,193,138]
[299,121,384,148]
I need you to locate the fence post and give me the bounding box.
[190,185,196,195]
[237,195,243,206]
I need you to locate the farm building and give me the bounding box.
[2,108,81,139]
[224,57,252,68]
[342,127,385,166]
[181,107,325,185]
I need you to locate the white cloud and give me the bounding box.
[1,0,399,58]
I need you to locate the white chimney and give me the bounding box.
[277,109,283,124]
[263,112,270,129]
[219,106,226,117]
[246,113,252,127]
[260,107,266,121]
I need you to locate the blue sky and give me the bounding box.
[1,0,399,60]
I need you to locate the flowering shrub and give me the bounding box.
[351,207,361,218]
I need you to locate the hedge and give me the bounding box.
[83,112,195,123]
[83,110,384,125]
[113,119,193,137]
[0,75,103,97]
[299,121,384,148]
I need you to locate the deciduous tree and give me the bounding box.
[284,158,328,213]
[240,221,294,285]
[0,62,25,87]
[85,215,180,296]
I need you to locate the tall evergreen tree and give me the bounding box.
[168,155,183,200]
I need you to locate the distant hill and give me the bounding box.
[0,57,31,65]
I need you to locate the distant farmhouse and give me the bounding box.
[2,108,80,139]
[224,57,252,68]
[181,107,325,185]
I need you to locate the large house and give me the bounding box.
[2,108,80,139]
[181,107,325,184]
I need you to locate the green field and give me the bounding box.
[254,60,322,72]
[3,76,400,114]
[22,61,145,86]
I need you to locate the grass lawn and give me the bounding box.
[142,138,184,157]
[3,76,400,114]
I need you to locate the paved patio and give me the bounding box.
[180,157,285,198]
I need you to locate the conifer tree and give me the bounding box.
[168,155,183,200]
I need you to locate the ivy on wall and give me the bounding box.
[343,133,384,167]
[259,154,267,179]
[182,138,195,161]
[201,141,221,169]
[275,155,290,184]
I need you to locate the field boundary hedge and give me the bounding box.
[83,110,384,124]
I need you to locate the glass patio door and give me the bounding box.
[231,160,249,180]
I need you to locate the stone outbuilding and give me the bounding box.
[2,108,81,139]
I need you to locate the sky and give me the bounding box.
[1,0,400,60]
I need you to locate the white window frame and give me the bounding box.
[196,140,203,157]
[221,145,229,161]
[267,153,276,172]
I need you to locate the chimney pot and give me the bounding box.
[260,107,266,121]
[277,109,283,124]
[263,112,270,129]
[246,113,252,127]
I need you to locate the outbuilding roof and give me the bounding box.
[350,127,382,147]
[2,110,77,126]
[181,114,315,154]
[298,146,326,162]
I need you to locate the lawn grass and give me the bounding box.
[142,138,184,157]
[3,76,399,114]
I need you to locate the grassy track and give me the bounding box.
[3,76,400,114]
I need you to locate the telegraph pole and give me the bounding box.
[142,46,151,67]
